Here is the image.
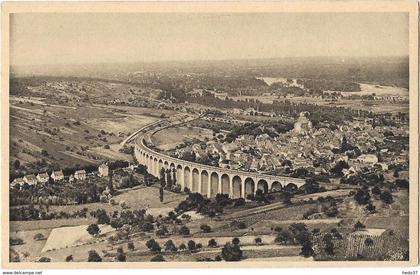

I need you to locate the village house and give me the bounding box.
[244,107,257,116]
[74,170,87,181]
[357,154,379,165]
[98,163,109,177]
[37,172,50,184]
[51,170,64,182]
[11,177,24,187]
[23,174,37,185]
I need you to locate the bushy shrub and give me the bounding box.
[234,198,245,207]
[146,239,161,253]
[179,226,190,236]
[237,222,247,229]
[380,191,393,204]
[303,208,317,219]
[33,233,46,241]
[221,242,243,261]
[88,250,102,262]
[164,240,178,252]
[150,255,165,262]
[127,242,135,251]
[38,257,51,262]
[200,224,211,233]
[354,221,366,231]
[208,239,218,248]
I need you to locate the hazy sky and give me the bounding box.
[10,12,408,66]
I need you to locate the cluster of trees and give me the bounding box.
[10,178,107,207]
[297,78,361,93]
[352,185,394,214]
[274,223,314,257]
[175,193,240,218]
[221,238,243,261]
[224,122,292,143]
[9,205,89,221]
[185,89,375,127]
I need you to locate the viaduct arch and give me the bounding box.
[135,132,306,199]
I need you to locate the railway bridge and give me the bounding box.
[134,136,306,199]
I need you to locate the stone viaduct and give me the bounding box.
[134,135,306,199]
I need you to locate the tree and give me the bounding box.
[354,189,371,205]
[300,240,314,258]
[395,179,409,189]
[65,255,73,262]
[380,191,393,204]
[86,224,100,237]
[187,240,197,252]
[221,242,243,261]
[160,168,166,187]
[142,222,154,232]
[365,202,376,213]
[127,242,135,251]
[179,243,187,250]
[156,226,168,237]
[115,251,126,262]
[324,204,338,217]
[179,226,190,236]
[330,160,349,177]
[372,186,381,196]
[283,193,292,205]
[13,159,20,170]
[33,233,45,241]
[88,250,102,262]
[146,239,161,253]
[232,237,240,246]
[164,240,178,252]
[255,189,268,203]
[323,234,334,255]
[254,237,262,245]
[354,221,366,231]
[364,238,374,246]
[237,222,247,229]
[150,255,165,262]
[107,172,115,195]
[38,257,51,262]
[96,209,110,224]
[208,239,218,248]
[200,224,211,233]
[159,187,164,203]
[275,230,294,245]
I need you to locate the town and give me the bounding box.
[7,9,412,265]
[8,56,410,263]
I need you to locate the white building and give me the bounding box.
[98,164,109,177]
[37,173,49,184]
[357,154,379,165]
[74,170,86,181]
[11,177,24,188]
[51,170,64,182]
[23,174,37,185]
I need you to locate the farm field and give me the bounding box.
[9,186,410,262]
[9,98,177,171]
[42,224,114,252]
[151,126,214,151]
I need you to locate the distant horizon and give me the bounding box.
[10,13,408,67]
[10,54,409,69]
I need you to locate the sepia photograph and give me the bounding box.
[1,1,418,269]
